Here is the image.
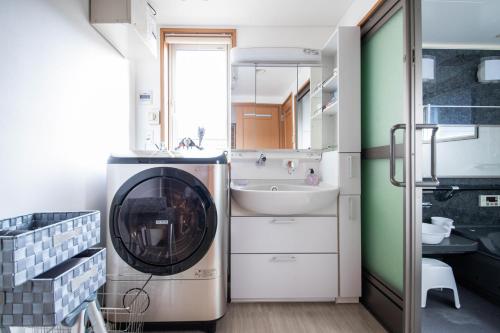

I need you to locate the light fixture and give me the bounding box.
[230,47,322,65]
[478,56,500,83]
[422,55,435,82]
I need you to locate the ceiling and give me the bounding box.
[232,67,297,101]
[422,0,500,47]
[153,0,354,27]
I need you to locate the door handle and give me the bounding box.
[389,124,406,187]
[416,124,439,187]
[389,123,440,188]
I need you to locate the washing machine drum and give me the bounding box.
[110,167,217,275]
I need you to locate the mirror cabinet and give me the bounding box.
[231,65,326,150]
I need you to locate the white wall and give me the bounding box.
[135,59,162,150]
[0,0,132,219]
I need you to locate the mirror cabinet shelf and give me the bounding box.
[320,27,360,153]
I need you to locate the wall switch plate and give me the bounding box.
[479,195,500,207]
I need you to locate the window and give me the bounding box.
[162,31,235,151]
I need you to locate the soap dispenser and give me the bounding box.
[306,168,320,186]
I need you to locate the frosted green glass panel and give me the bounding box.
[361,9,405,294]
[362,159,404,293]
[361,10,404,149]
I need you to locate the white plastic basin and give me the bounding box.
[422,223,448,245]
[431,217,455,237]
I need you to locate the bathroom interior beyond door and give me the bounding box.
[420,0,500,332]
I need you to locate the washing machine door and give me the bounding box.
[110,167,217,275]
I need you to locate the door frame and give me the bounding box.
[360,0,423,332]
[407,0,423,332]
[393,0,424,331]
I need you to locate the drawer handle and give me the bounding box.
[270,219,296,224]
[270,255,297,262]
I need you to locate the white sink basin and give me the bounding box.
[231,181,339,215]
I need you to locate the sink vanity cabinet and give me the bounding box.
[229,26,361,303]
[229,173,342,302]
[231,216,339,301]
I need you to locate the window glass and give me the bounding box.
[171,44,229,150]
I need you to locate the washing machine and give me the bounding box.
[105,151,229,332]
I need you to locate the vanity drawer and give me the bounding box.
[231,253,338,300]
[231,217,337,253]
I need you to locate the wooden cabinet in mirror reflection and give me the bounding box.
[233,95,295,150]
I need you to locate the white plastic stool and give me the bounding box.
[422,258,461,309]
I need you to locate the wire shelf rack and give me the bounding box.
[93,289,149,333]
[8,280,151,333]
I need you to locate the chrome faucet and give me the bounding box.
[256,153,267,166]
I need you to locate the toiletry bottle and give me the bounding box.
[306,168,320,185]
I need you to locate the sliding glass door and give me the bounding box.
[362,6,405,294]
[361,6,406,332]
[361,1,424,332]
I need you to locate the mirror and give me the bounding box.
[231,65,324,150]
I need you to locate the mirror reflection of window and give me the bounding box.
[421,0,500,177]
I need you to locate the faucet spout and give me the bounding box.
[287,160,296,175]
[256,153,267,166]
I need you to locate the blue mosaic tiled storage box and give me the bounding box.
[0,248,106,327]
[0,211,100,289]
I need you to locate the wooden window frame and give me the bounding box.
[159,28,237,145]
